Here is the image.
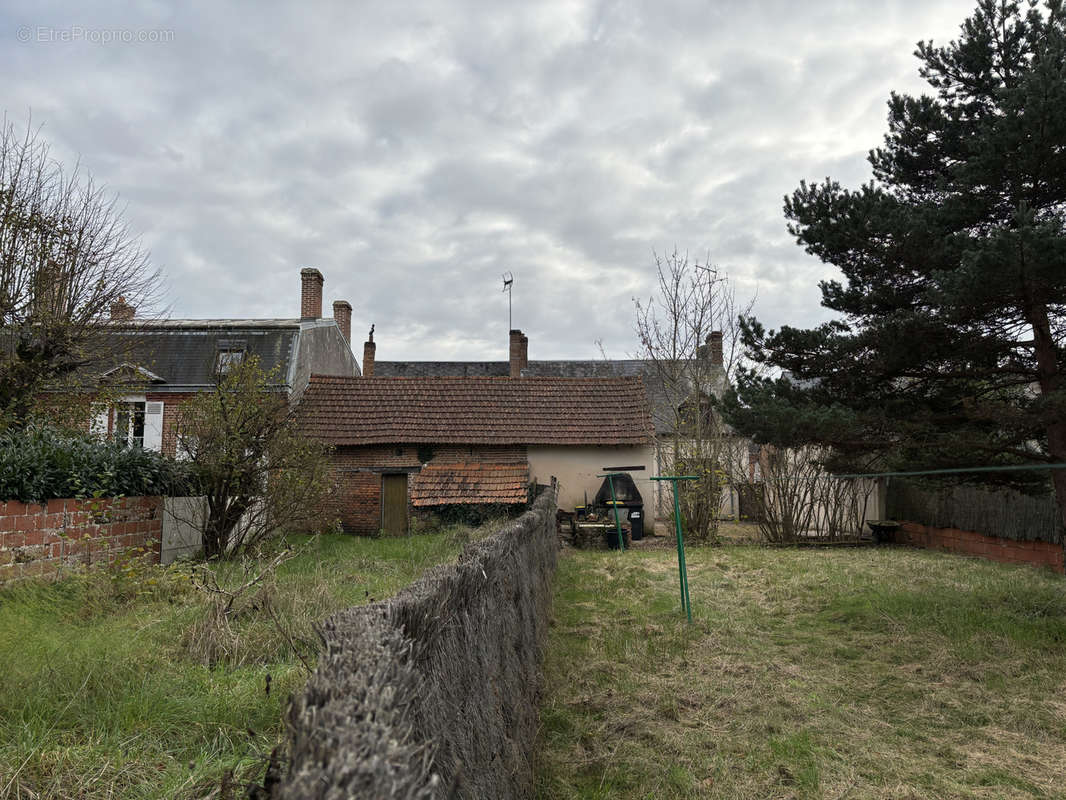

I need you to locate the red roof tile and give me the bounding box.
[410,463,528,506]
[296,375,654,446]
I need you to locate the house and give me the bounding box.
[374,329,741,517]
[88,268,360,456]
[296,338,656,534]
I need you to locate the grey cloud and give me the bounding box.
[2,0,977,359]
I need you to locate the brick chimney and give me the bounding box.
[362,325,375,377]
[300,268,324,319]
[332,300,352,344]
[509,329,528,378]
[110,296,135,321]
[708,331,723,368]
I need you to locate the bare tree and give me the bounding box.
[0,116,160,427]
[634,249,754,542]
[175,356,335,559]
[730,443,877,544]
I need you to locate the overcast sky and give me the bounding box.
[4,1,977,360]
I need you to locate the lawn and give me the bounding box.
[535,542,1066,799]
[0,526,485,800]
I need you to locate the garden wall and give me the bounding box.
[270,479,559,800]
[894,522,1064,574]
[0,496,162,584]
[887,479,1065,572]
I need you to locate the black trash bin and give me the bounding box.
[604,526,630,550]
[628,506,644,541]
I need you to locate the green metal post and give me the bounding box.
[652,475,698,622]
[672,482,692,623]
[606,473,624,552]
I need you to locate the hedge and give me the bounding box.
[0,424,189,503]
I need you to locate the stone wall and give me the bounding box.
[271,480,559,799]
[0,496,162,583]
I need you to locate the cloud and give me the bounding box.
[1,0,977,359]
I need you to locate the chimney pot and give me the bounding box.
[332,300,352,344]
[300,268,324,319]
[363,325,376,377]
[509,329,528,378]
[110,296,135,321]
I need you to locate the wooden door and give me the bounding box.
[736,482,766,523]
[381,473,409,536]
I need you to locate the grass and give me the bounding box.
[0,524,488,800]
[535,542,1066,799]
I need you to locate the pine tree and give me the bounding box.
[725,1,1066,531]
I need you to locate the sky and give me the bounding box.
[3,0,977,361]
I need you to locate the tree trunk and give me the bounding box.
[1025,299,1066,562]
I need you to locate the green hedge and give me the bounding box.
[0,425,189,503]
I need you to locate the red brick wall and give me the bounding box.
[0,496,163,584]
[144,391,191,458]
[330,444,528,534]
[896,521,1064,573]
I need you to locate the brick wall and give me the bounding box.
[896,521,1064,574]
[0,496,163,584]
[331,444,528,534]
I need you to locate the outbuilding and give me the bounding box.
[296,372,657,535]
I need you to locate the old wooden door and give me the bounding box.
[381,473,409,536]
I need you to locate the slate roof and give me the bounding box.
[410,463,528,506]
[296,375,655,446]
[376,361,508,378]
[96,322,299,389]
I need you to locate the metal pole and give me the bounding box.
[652,475,698,622]
[597,472,628,553]
[607,474,624,552]
[671,480,692,622]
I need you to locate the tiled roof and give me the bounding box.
[372,359,726,435]
[297,375,655,446]
[410,463,528,506]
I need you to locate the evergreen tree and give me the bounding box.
[725,1,1066,531]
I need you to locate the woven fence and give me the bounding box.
[887,479,1064,545]
[269,479,559,800]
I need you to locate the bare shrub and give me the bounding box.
[182,545,319,671]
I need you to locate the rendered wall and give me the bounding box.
[527,444,658,522]
[270,481,559,799]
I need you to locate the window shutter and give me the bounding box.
[143,401,164,452]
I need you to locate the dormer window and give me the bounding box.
[215,340,246,375]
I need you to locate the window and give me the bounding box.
[215,345,246,375]
[114,401,146,448]
[110,398,164,451]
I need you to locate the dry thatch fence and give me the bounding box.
[268,480,559,799]
[888,479,1063,545]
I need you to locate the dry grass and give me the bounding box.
[536,544,1066,799]
[0,524,495,800]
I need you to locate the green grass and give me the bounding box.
[0,526,483,799]
[535,544,1066,799]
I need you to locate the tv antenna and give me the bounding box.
[502,272,514,329]
[696,263,723,329]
